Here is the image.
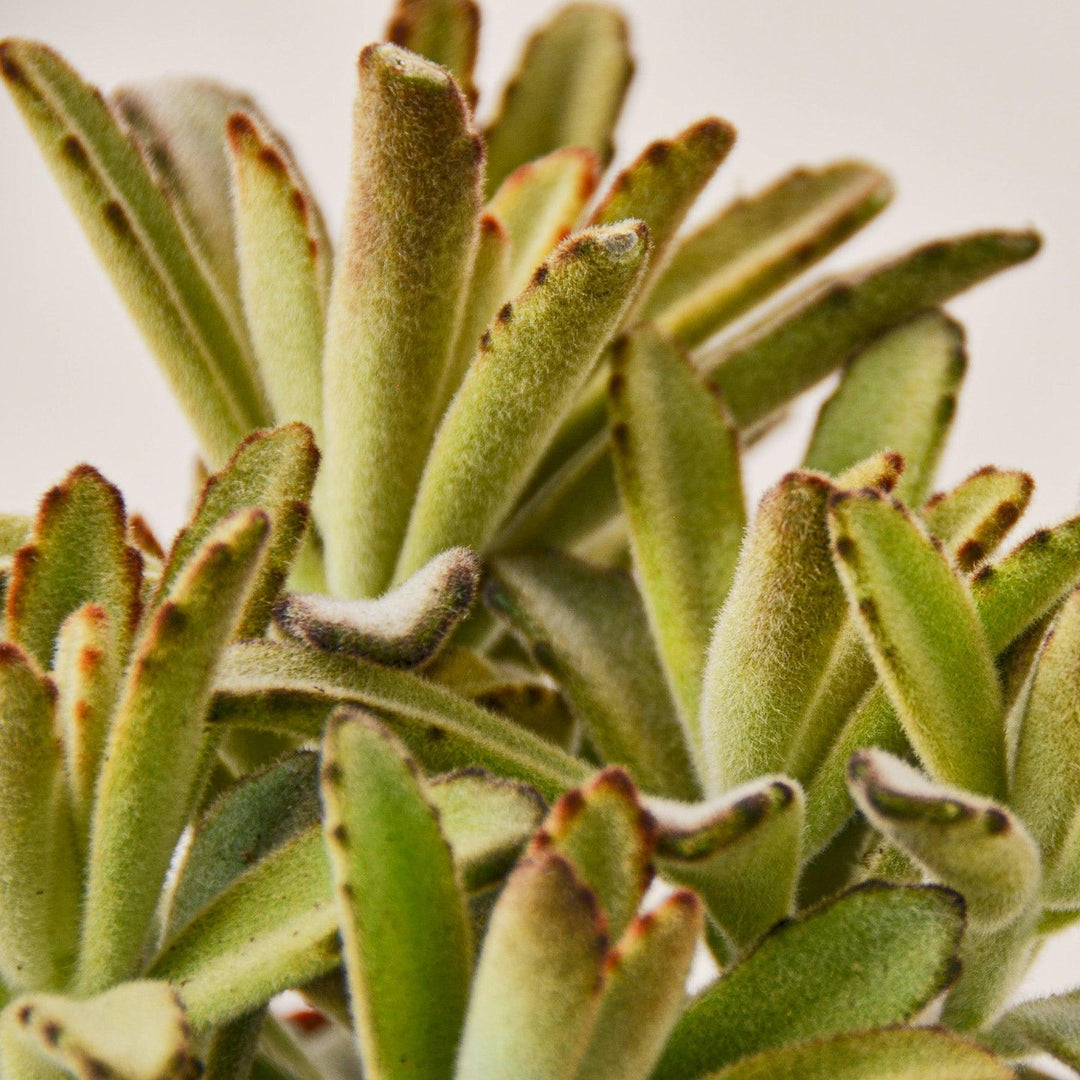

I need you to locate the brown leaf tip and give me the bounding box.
[984,807,1010,835]
[531,263,550,287]
[497,301,513,324]
[0,41,25,84]
[225,111,257,146]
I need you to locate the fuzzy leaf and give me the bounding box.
[454,850,608,1080]
[642,161,891,347]
[386,0,480,106]
[275,548,479,669]
[321,711,471,1080]
[485,553,698,799]
[202,1010,265,1080]
[159,424,318,637]
[0,41,266,460]
[700,1028,1014,1080]
[211,641,589,800]
[701,229,1040,431]
[651,883,964,1080]
[655,777,803,953]
[610,324,745,736]
[397,222,650,579]
[848,749,1040,929]
[79,510,270,993]
[985,987,1080,1072]
[319,43,481,599]
[804,311,966,504]
[473,681,578,750]
[482,4,631,195]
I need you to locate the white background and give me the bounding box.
[2,0,1079,1019]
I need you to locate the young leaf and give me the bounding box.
[485,552,699,799]
[482,4,631,195]
[848,749,1040,929]
[396,221,650,579]
[804,311,966,504]
[985,987,1080,1073]
[274,547,479,669]
[454,851,608,1080]
[828,490,1006,798]
[610,324,745,733]
[642,161,892,347]
[385,0,481,106]
[574,891,703,1080]
[701,229,1040,431]
[78,510,270,993]
[319,43,482,599]
[321,710,471,1080]
[655,777,803,954]
[651,883,964,1080]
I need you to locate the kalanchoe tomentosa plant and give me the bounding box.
[2,0,1078,1077]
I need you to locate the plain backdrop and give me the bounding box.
[1,0,1079,1019]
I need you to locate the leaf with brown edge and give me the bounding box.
[482,3,632,196]
[654,776,803,955]
[385,0,480,106]
[848,749,1040,930]
[454,849,609,1080]
[274,547,479,669]
[6,464,142,672]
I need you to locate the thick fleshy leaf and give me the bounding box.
[655,777,803,954]
[473,681,578,750]
[78,510,270,993]
[6,464,141,671]
[1,982,198,1080]
[482,3,631,195]
[804,311,966,504]
[485,553,698,799]
[202,1010,265,1080]
[397,222,650,580]
[385,0,480,105]
[610,324,745,734]
[0,41,266,460]
[700,1028,1014,1080]
[211,641,589,800]
[848,749,1040,929]
[651,883,965,1080]
[321,710,471,1080]
[158,424,318,637]
[985,987,1080,1072]
[643,161,892,347]
[701,230,1040,431]
[274,548,479,669]
[319,43,482,598]
[454,850,608,1080]
[829,490,1005,797]
[575,891,702,1080]
[488,147,600,299]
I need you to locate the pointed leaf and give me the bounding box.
[386,0,480,106]
[651,883,965,1080]
[985,987,1080,1072]
[485,553,698,799]
[319,44,482,598]
[848,749,1040,928]
[483,4,631,195]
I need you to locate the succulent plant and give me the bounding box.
[2,0,1079,1078]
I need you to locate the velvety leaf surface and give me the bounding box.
[986,987,1080,1072]
[386,0,480,105]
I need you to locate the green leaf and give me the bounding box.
[454,850,608,1080]
[319,43,482,599]
[804,311,966,504]
[78,509,270,993]
[0,645,79,992]
[848,749,1040,929]
[202,1009,265,1080]
[158,424,318,637]
[482,3,631,195]
[702,229,1041,431]
[651,883,965,1080]
[0,514,32,559]
[699,1028,1014,1080]
[274,547,479,669]
[321,710,471,1080]
[1,982,198,1080]
[575,891,703,1080]
[610,324,745,735]
[385,0,480,106]
[985,987,1080,1072]
[828,489,1005,797]
[485,552,699,799]
[655,777,803,954]
[488,147,600,299]
[472,681,578,751]
[6,464,141,671]
[0,41,266,461]
[397,222,650,580]
[227,113,328,444]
